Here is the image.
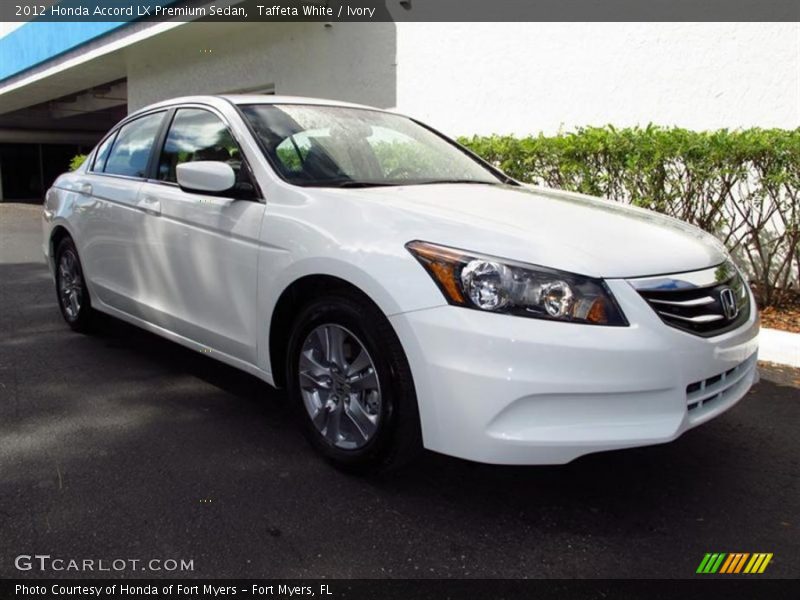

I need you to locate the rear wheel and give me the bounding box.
[54,237,94,332]
[286,291,422,472]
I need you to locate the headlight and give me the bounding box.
[406,241,627,326]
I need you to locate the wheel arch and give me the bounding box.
[268,274,394,389]
[49,224,74,269]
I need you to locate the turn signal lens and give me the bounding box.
[429,261,464,304]
[585,297,609,324]
[406,240,627,326]
[404,241,466,304]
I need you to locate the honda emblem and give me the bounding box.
[719,287,739,320]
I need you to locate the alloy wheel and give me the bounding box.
[298,324,382,450]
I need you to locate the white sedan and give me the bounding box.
[42,95,759,470]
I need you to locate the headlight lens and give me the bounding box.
[461,260,511,310]
[407,241,627,326]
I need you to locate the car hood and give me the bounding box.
[348,183,728,279]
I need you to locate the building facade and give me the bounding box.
[0,18,798,201]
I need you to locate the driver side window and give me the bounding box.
[157,108,254,193]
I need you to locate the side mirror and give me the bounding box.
[176,161,236,194]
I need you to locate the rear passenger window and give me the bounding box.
[103,112,165,178]
[157,108,247,185]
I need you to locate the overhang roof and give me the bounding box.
[0,21,184,116]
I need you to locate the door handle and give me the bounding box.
[138,195,161,215]
[78,183,93,196]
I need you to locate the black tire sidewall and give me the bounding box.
[287,293,417,471]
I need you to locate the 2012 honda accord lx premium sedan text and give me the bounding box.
[43,96,759,470]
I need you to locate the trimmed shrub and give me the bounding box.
[460,127,800,307]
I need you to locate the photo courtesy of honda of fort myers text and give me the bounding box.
[0,1,799,599]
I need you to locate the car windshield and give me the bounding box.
[239,104,506,187]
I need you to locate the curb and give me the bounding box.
[759,328,800,368]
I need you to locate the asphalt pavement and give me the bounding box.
[1,203,798,579]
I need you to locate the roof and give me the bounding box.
[132,94,384,117]
[222,95,379,110]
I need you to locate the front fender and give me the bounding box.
[256,252,447,376]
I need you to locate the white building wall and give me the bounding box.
[16,21,796,139]
[394,23,800,137]
[125,22,398,112]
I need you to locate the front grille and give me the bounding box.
[686,353,757,413]
[630,261,751,337]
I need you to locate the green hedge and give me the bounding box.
[460,127,800,307]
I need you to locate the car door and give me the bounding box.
[76,111,167,313]
[135,106,265,364]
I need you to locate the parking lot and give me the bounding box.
[1,202,798,579]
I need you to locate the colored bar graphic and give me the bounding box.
[698,552,772,574]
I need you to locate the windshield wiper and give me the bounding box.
[300,180,402,188]
[404,179,504,186]
[331,181,401,188]
[303,179,507,189]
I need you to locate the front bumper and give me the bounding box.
[389,278,759,465]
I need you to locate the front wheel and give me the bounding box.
[286,291,422,472]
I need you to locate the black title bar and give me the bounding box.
[3,0,800,22]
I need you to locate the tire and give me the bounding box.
[286,290,422,472]
[54,237,94,332]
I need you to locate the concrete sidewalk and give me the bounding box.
[760,327,800,368]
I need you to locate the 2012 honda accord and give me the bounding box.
[42,96,759,470]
